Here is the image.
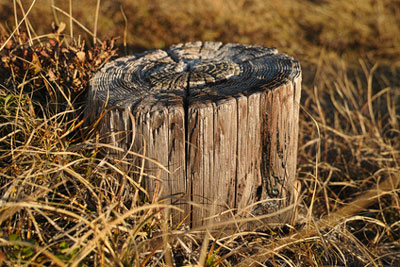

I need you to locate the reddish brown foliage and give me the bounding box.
[0,25,117,105]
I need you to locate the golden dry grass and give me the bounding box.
[0,0,399,266]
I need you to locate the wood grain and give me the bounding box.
[88,41,302,226]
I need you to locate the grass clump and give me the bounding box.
[0,21,167,266]
[0,0,399,266]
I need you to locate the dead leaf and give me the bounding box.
[57,22,66,34]
[76,51,86,62]
[40,50,50,58]
[1,56,10,63]
[73,77,82,87]
[31,53,41,74]
[0,251,5,265]
[48,69,57,81]
[49,39,57,47]
[5,39,13,49]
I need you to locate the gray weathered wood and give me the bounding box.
[87,41,302,226]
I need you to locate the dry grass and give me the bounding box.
[0,0,399,266]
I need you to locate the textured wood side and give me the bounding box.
[210,98,237,225]
[236,93,262,212]
[166,106,187,222]
[138,109,169,202]
[132,107,187,219]
[187,102,215,226]
[251,78,301,223]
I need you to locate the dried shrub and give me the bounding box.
[0,23,117,110]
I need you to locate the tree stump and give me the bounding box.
[88,41,301,227]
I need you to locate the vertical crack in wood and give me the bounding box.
[184,63,192,225]
[259,93,270,203]
[234,97,239,210]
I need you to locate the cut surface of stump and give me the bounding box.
[88,41,302,226]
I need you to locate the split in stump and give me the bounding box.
[88,41,302,227]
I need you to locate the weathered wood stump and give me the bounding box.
[88,41,301,226]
